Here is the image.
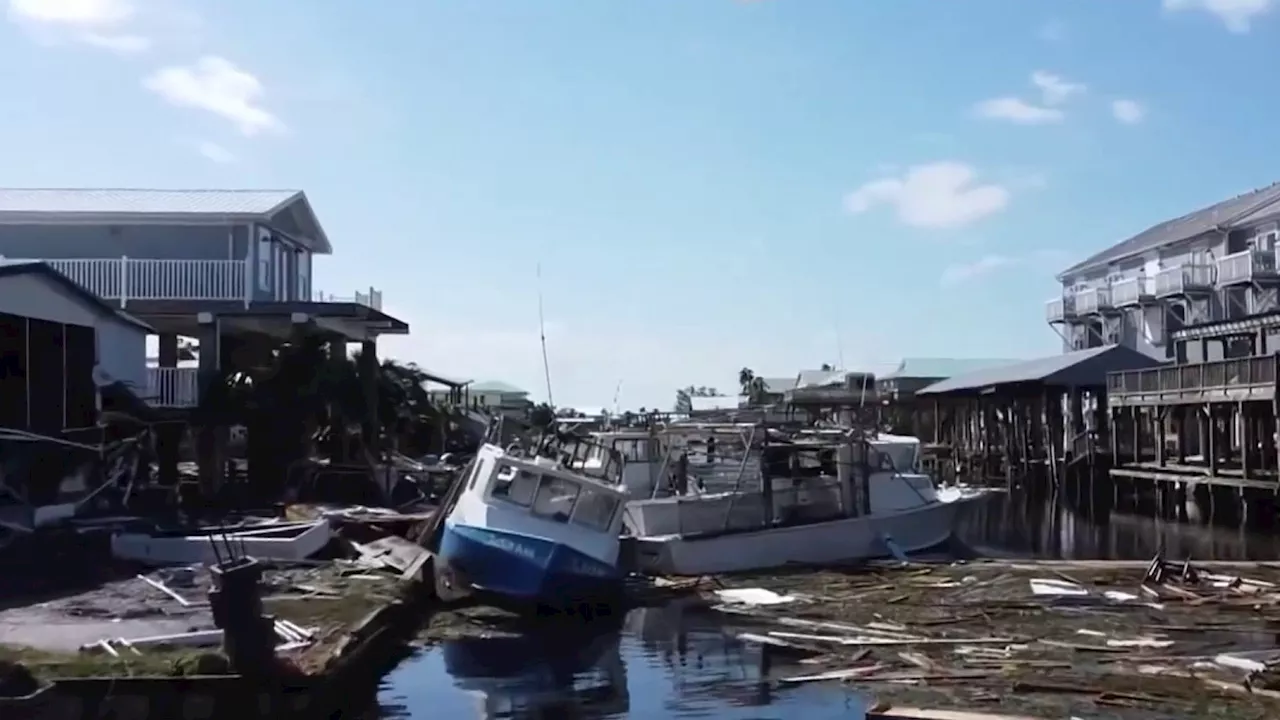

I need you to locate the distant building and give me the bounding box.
[429,380,532,419]
[1049,182,1280,360]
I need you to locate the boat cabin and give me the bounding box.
[466,445,626,537]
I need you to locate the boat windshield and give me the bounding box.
[531,475,580,523]
[535,433,623,486]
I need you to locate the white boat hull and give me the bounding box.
[630,493,985,576]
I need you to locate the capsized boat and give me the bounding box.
[438,442,628,609]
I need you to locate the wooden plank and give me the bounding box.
[867,707,1045,720]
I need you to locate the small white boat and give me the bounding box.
[438,443,628,608]
[628,432,988,575]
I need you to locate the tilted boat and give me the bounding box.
[438,441,628,609]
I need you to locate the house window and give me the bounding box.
[257,234,272,292]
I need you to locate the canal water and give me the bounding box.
[369,489,1280,718]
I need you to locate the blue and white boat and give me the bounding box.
[438,443,628,609]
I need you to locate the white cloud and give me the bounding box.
[975,71,1084,125]
[7,0,151,53]
[1031,71,1086,105]
[1163,0,1273,33]
[974,97,1064,125]
[940,255,1018,288]
[196,140,235,164]
[1111,99,1146,124]
[81,31,147,52]
[844,162,1011,230]
[144,57,285,136]
[8,0,131,25]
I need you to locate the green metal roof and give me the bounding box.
[467,380,528,394]
[883,357,1022,381]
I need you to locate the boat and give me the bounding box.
[627,426,989,575]
[437,441,629,610]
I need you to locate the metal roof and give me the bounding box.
[467,380,528,394]
[917,345,1162,395]
[0,261,154,332]
[1059,182,1280,279]
[796,369,847,388]
[882,357,1023,380]
[0,188,332,253]
[758,376,796,393]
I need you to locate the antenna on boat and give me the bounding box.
[611,380,623,417]
[536,261,555,408]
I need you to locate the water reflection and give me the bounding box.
[375,604,870,719]
[958,487,1280,561]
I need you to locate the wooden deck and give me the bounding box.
[1107,355,1278,406]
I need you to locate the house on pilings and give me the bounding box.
[917,346,1161,484]
[0,188,410,500]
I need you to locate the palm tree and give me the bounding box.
[738,367,755,395]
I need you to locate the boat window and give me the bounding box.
[531,475,580,523]
[491,466,539,506]
[571,485,618,531]
[613,439,650,463]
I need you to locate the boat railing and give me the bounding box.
[534,432,624,486]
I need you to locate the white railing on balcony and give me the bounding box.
[1075,287,1112,314]
[1110,276,1153,306]
[1217,248,1278,286]
[146,367,200,408]
[0,256,249,307]
[1154,263,1214,297]
[315,287,383,311]
[1046,296,1075,323]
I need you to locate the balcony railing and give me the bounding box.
[1,256,249,307]
[1217,248,1278,286]
[1075,287,1113,314]
[1046,296,1075,323]
[1110,276,1153,306]
[145,367,200,408]
[1108,356,1277,396]
[1154,263,1215,297]
[315,288,383,311]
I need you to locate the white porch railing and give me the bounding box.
[1,257,249,306]
[315,288,383,311]
[1110,276,1153,306]
[146,367,200,408]
[1217,249,1278,286]
[1046,296,1074,323]
[1154,263,1215,297]
[1075,287,1113,314]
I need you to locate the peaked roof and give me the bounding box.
[883,357,1023,380]
[1059,182,1280,279]
[0,262,154,332]
[917,345,1162,396]
[0,188,332,253]
[468,380,528,394]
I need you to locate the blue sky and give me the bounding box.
[1,0,1278,410]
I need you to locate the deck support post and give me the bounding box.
[360,339,380,456]
[156,333,181,486]
[195,313,225,502]
[327,339,347,462]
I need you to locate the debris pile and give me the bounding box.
[709,558,1280,718]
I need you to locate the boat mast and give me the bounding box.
[536,261,555,408]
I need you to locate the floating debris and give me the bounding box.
[705,557,1280,718]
